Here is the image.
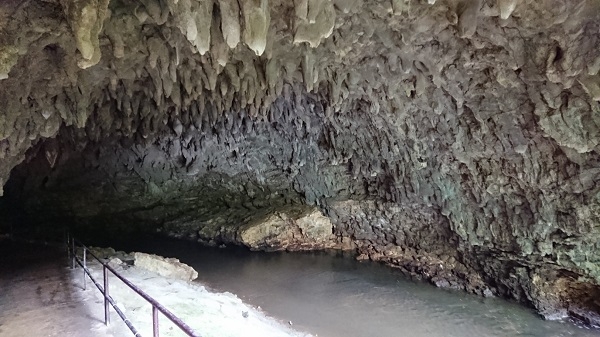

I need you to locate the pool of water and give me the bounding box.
[111,236,600,337]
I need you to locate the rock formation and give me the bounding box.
[134,252,199,281]
[1,0,600,326]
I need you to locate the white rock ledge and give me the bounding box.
[133,252,199,282]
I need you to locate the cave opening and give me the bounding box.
[2,0,600,335]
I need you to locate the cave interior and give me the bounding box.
[1,0,600,327]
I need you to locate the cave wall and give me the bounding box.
[1,0,600,325]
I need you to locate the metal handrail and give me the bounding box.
[66,234,200,337]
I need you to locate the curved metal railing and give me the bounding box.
[67,234,200,337]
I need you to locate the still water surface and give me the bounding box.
[114,237,600,337]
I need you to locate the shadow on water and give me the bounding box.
[100,235,600,337]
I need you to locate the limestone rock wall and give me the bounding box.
[1,0,600,325]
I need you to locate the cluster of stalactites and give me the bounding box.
[51,0,343,72]
[0,0,541,80]
[1,0,599,199]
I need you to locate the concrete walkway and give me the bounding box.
[0,239,313,337]
[0,240,126,337]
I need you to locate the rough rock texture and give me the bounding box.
[238,206,348,251]
[134,252,198,282]
[1,0,600,326]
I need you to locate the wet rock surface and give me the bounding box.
[1,0,600,326]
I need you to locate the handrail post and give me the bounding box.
[71,237,75,269]
[104,264,110,326]
[152,305,159,337]
[83,247,87,290]
[66,232,70,262]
